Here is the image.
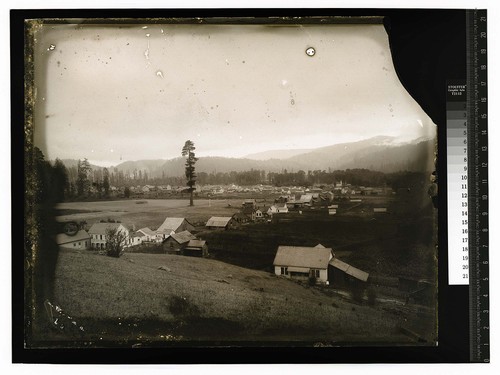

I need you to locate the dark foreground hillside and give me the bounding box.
[30,249,436,347]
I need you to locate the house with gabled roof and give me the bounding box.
[156,217,195,242]
[299,194,313,206]
[205,216,237,230]
[162,230,197,254]
[137,227,156,242]
[267,203,288,216]
[273,245,333,284]
[88,223,129,250]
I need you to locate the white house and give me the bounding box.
[55,230,91,250]
[267,204,288,216]
[137,227,156,242]
[88,223,130,250]
[129,232,144,246]
[273,245,333,284]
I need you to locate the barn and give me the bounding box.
[205,216,237,230]
[273,245,333,284]
[183,239,209,257]
[162,230,197,254]
[328,258,369,288]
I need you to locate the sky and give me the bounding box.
[33,21,436,167]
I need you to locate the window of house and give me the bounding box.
[73,243,76,247]
[170,243,174,248]
[280,267,288,275]
[310,269,320,278]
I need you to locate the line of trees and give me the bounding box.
[43,144,429,203]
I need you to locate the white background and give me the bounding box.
[1,1,498,374]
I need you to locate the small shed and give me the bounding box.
[162,230,197,254]
[205,216,237,230]
[183,239,209,257]
[328,258,369,288]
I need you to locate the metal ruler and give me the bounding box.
[466,8,489,363]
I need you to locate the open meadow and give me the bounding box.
[56,198,246,229]
[33,248,434,346]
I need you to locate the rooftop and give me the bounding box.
[206,216,233,227]
[157,217,188,233]
[329,258,369,282]
[273,246,332,269]
[169,230,197,244]
[137,227,156,236]
[185,239,207,249]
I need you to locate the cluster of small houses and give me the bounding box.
[101,181,392,198]
[56,223,370,289]
[55,199,433,302]
[54,197,369,286]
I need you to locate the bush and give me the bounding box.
[367,287,377,306]
[168,296,200,318]
[350,284,364,303]
[308,276,317,286]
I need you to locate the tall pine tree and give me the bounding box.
[181,140,198,206]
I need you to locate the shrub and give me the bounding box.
[367,287,377,306]
[168,296,200,318]
[350,283,364,303]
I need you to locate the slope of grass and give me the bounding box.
[40,249,423,345]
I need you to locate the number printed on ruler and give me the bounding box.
[447,81,469,285]
[461,122,469,281]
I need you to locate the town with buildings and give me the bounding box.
[55,179,429,295]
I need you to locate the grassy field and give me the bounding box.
[56,198,247,229]
[32,249,435,346]
[33,191,438,347]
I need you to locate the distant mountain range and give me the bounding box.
[244,148,314,160]
[58,136,436,176]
